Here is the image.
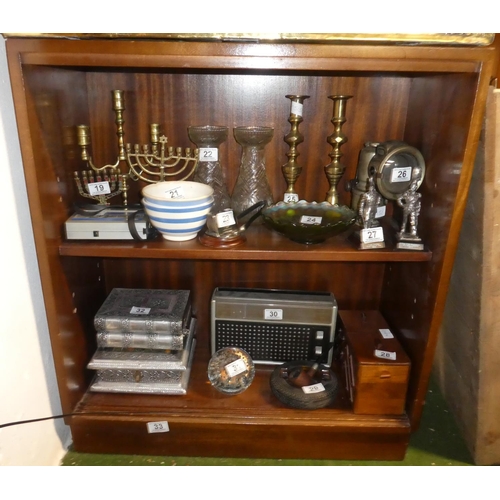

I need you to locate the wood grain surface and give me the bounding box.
[4,36,495,458]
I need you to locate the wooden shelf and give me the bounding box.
[60,225,432,262]
[70,350,411,460]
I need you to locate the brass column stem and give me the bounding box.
[324,94,352,205]
[112,89,126,161]
[282,94,309,199]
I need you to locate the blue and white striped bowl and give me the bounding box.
[141,181,214,241]
[142,199,214,220]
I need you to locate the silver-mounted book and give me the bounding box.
[88,318,196,371]
[94,288,191,334]
[96,315,192,350]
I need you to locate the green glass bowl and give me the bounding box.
[262,201,356,244]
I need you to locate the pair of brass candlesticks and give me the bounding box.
[281,94,352,206]
[74,90,199,206]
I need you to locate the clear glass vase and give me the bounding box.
[231,126,274,219]
[188,125,231,214]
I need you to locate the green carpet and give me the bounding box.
[60,378,474,466]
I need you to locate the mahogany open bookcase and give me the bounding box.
[4,34,495,460]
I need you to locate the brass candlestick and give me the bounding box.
[324,94,352,205]
[126,124,199,183]
[282,94,309,201]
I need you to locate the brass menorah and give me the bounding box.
[75,90,199,204]
[73,168,128,206]
[126,124,199,183]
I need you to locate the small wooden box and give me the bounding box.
[338,310,411,415]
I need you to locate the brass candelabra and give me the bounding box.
[73,168,128,206]
[126,124,198,183]
[75,90,129,205]
[75,90,199,205]
[324,94,352,205]
[282,94,309,201]
[76,90,126,172]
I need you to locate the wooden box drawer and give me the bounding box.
[338,310,411,415]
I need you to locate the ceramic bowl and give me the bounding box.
[141,181,214,241]
[142,199,214,220]
[142,181,214,207]
[142,196,214,211]
[261,200,356,244]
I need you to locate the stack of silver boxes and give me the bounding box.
[87,288,195,395]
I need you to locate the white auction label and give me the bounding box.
[291,101,303,116]
[284,193,299,203]
[88,181,111,196]
[224,358,247,378]
[130,306,151,315]
[302,383,325,394]
[216,210,236,228]
[390,166,412,183]
[264,308,283,320]
[199,147,218,162]
[147,421,170,434]
[360,227,384,243]
[165,186,185,199]
[379,328,394,339]
[374,349,397,361]
[375,205,386,218]
[300,215,322,225]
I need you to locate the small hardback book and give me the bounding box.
[87,318,196,371]
[94,288,191,334]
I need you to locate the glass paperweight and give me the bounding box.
[188,125,232,214]
[231,126,274,221]
[207,347,255,395]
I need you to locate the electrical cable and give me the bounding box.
[1,409,181,429]
[0,413,73,429]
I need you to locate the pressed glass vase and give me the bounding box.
[188,125,231,214]
[231,126,274,219]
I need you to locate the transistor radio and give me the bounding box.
[210,287,338,365]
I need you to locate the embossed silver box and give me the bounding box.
[89,339,196,395]
[88,318,196,371]
[94,288,191,335]
[96,315,192,350]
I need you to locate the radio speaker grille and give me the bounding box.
[214,320,328,364]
